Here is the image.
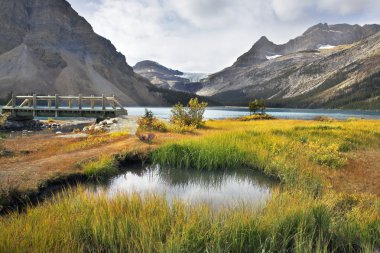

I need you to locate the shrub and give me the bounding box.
[138,109,168,132]
[313,116,337,122]
[136,132,156,144]
[170,98,208,129]
[236,114,274,121]
[169,122,197,133]
[307,142,347,169]
[0,113,9,128]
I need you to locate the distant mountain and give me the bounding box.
[198,23,380,109]
[0,0,166,105]
[133,60,207,93]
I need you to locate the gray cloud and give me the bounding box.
[68,0,380,73]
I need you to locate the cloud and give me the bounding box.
[271,0,380,21]
[68,0,380,73]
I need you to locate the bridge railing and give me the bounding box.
[4,94,127,112]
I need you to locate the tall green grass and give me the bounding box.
[153,121,380,194]
[0,188,378,253]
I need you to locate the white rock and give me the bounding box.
[56,131,63,135]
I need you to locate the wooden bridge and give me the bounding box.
[1,94,128,120]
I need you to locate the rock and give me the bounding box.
[94,126,103,132]
[111,118,119,123]
[56,131,63,135]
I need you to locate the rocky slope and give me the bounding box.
[133,60,206,93]
[0,0,165,105]
[198,23,380,109]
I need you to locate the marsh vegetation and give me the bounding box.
[0,103,379,252]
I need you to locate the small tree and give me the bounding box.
[171,98,208,128]
[248,99,260,115]
[137,109,167,132]
[249,99,267,115]
[259,99,266,114]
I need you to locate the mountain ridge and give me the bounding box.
[0,0,166,106]
[196,23,380,109]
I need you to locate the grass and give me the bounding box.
[1,118,380,252]
[0,188,378,253]
[153,120,380,194]
[81,156,118,180]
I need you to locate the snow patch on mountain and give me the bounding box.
[176,73,208,82]
[266,55,282,60]
[319,45,336,50]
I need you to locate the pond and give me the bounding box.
[126,107,380,120]
[88,164,277,209]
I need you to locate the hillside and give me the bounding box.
[198,23,380,109]
[0,0,166,105]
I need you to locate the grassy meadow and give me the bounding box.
[0,118,380,252]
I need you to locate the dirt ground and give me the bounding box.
[326,149,380,196]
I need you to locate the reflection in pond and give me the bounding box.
[89,165,278,209]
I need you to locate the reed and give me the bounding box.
[153,119,380,194]
[0,188,378,253]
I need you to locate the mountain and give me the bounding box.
[0,0,165,105]
[133,60,207,93]
[198,23,380,109]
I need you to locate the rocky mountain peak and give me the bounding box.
[230,23,380,68]
[0,0,164,105]
[134,60,183,76]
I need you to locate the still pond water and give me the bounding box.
[88,165,277,209]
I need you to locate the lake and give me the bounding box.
[127,107,380,120]
[89,164,277,209]
[1,105,379,120]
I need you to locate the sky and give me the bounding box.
[68,0,380,73]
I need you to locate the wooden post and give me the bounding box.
[55,94,59,117]
[11,94,16,108]
[91,95,95,109]
[32,94,37,117]
[33,94,37,109]
[102,94,105,110]
[55,94,59,109]
[78,94,82,110]
[112,94,116,109]
[48,95,52,108]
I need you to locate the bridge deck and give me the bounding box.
[1,94,128,120]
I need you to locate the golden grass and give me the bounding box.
[0,187,378,252]
[1,119,380,252]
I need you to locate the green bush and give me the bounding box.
[170,98,208,129]
[137,109,168,132]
